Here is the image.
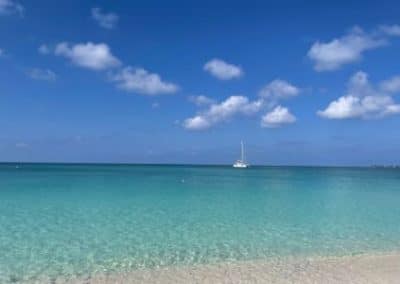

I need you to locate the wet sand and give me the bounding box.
[30,253,400,284]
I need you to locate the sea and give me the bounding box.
[1,163,400,282]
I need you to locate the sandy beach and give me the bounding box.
[26,253,400,284]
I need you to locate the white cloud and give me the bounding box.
[379,25,400,36]
[55,42,121,70]
[27,68,56,81]
[259,79,300,100]
[318,95,400,119]
[261,106,296,128]
[318,71,400,119]
[183,95,263,130]
[380,76,400,93]
[188,95,215,106]
[183,116,211,130]
[307,27,386,71]
[91,7,119,29]
[38,44,50,55]
[203,58,243,80]
[184,78,300,130]
[53,42,179,96]
[0,0,23,15]
[111,67,179,95]
[318,96,364,119]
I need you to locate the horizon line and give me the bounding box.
[0,161,392,168]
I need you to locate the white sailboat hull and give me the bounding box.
[233,162,248,168]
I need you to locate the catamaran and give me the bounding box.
[233,141,248,168]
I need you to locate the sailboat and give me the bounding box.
[233,141,248,168]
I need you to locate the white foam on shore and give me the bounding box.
[25,253,400,284]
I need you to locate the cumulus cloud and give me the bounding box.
[188,95,215,106]
[38,44,50,55]
[111,67,179,95]
[183,96,263,130]
[261,106,296,128]
[184,79,300,130]
[0,0,23,15]
[318,71,400,119]
[379,25,400,36]
[55,42,121,70]
[318,95,400,119]
[203,59,243,80]
[52,41,179,96]
[259,79,300,100]
[380,76,400,93]
[308,27,386,71]
[27,68,56,81]
[91,7,118,29]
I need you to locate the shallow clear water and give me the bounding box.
[1,164,400,282]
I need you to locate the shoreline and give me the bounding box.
[25,252,400,284]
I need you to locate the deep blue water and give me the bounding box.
[1,164,400,282]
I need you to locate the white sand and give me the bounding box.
[31,253,400,284]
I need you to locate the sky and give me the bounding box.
[1,0,400,165]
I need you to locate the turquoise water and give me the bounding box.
[1,164,400,282]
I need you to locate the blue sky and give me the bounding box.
[1,0,400,165]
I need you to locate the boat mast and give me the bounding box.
[241,141,244,162]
